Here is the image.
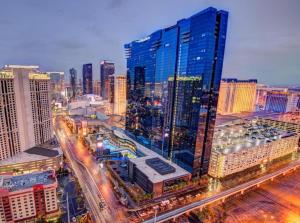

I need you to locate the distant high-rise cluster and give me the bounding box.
[47,71,64,101]
[0,65,53,160]
[217,78,257,115]
[125,7,228,175]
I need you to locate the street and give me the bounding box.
[54,116,128,223]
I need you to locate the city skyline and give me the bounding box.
[0,2,300,222]
[0,0,299,85]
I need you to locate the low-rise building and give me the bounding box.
[258,112,300,134]
[0,170,58,222]
[0,142,63,175]
[114,129,191,198]
[209,119,299,178]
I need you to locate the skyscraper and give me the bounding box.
[125,7,228,175]
[0,65,53,160]
[82,63,93,95]
[114,75,127,115]
[100,60,115,99]
[217,78,257,115]
[69,68,77,99]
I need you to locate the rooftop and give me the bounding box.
[216,111,282,126]
[114,129,191,183]
[0,170,56,192]
[213,119,296,155]
[0,140,62,166]
[221,78,257,83]
[145,158,176,175]
[25,147,59,157]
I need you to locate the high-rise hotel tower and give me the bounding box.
[125,7,228,175]
[217,78,257,115]
[0,65,53,160]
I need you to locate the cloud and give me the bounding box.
[106,0,124,9]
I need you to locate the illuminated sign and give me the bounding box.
[29,73,50,80]
[168,76,202,81]
[0,72,14,79]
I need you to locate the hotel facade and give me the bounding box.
[0,65,53,161]
[114,75,127,115]
[0,170,58,222]
[217,78,257,115]
[209,119,299,178]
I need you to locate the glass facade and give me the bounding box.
[82,64,93,94]
[125,7,228,176]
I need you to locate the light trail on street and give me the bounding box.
[54,116,128,222]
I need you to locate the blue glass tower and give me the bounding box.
[82,63,93,95]
[125,7,228,176]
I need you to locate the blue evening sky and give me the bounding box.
[0,0,299,85]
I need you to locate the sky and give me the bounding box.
[0,0,299,85]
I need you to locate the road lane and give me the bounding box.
[54,117,128,222]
